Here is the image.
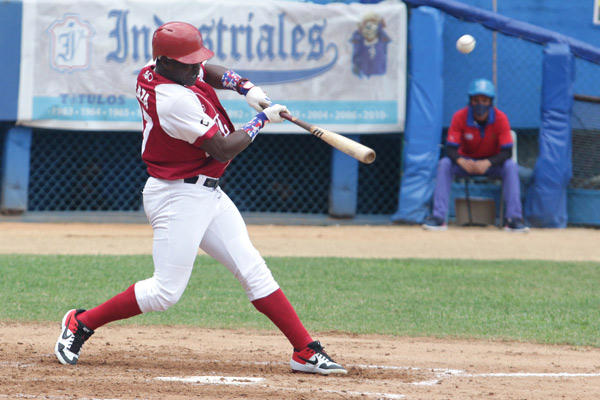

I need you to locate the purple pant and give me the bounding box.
[432,157,523,220]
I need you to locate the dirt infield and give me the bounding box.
[1,221,599,260]
[1,222,600,399]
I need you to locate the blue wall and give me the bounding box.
[439,0,600,128]
[0,1,22,121]
[461,0,600,46]
[458,1,600,97]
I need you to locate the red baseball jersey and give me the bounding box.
[135,63,235,179]
[446,106,513,159]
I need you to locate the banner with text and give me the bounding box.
[18,0,406,133]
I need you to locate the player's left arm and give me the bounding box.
[496,110,514,157]
[201,104,288,162]
[203,64,271,112]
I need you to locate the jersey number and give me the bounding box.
[215,115,230,136]
[141,108,153,155]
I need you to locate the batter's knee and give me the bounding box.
[241,261,280,302]
[134,277,186,313]
[153,286,184,311]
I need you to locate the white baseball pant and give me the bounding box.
[134,176,280,313]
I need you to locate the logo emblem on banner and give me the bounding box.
[47,14,95,72]
[351,12,390,78]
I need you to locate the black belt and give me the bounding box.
[183,176,219,188]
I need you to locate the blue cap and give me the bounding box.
[468,78,495,98]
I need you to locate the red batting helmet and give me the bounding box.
[152,22,214,64]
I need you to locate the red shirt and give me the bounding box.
[135,64,235,179]
[446,106,513,159]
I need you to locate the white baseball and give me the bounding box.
[456,34,476,54]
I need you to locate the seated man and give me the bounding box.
[422,78,529,232]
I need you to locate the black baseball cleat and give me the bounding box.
[290,341,347,375]
[503,218,530,233]
[55,309,94,365]
[422,216,448,231]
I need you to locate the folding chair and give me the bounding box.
[461,176,503,227]
[459,130,518,228]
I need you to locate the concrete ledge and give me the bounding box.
[0,211,393,226]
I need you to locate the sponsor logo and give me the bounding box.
[57,343,76,364]
[297,356,319,366]
[61,327,72,340]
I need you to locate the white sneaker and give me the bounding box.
[290,341,347,375]
[55,309,94,365]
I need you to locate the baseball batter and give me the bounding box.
[54,21,346,375]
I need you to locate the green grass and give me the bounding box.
[2,254,599,346]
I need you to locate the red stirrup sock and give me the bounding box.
[251,288,313,350]
[77,284,142,330]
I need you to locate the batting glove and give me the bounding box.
[262,104,288,124]
[245,86,272,112]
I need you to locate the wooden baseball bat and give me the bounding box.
[279,112,376,164]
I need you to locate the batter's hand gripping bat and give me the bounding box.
[279,112,376,164]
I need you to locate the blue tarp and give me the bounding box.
[391,6,444,223]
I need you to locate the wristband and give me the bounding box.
[221,70,254,95]
[236,78,254,95]
[242,112,268,141]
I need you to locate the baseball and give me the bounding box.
[456,34,476,54]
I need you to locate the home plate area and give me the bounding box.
[147,359,430,399]
[152,362,437,399]
[155,373,410,399]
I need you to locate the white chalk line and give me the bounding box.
[154,376,405,399]
[353,364,600,383]
[461,372,600,378]
[155,376,264,385]
[0,362,36,368]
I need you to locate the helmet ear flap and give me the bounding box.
[152,22,214,64]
